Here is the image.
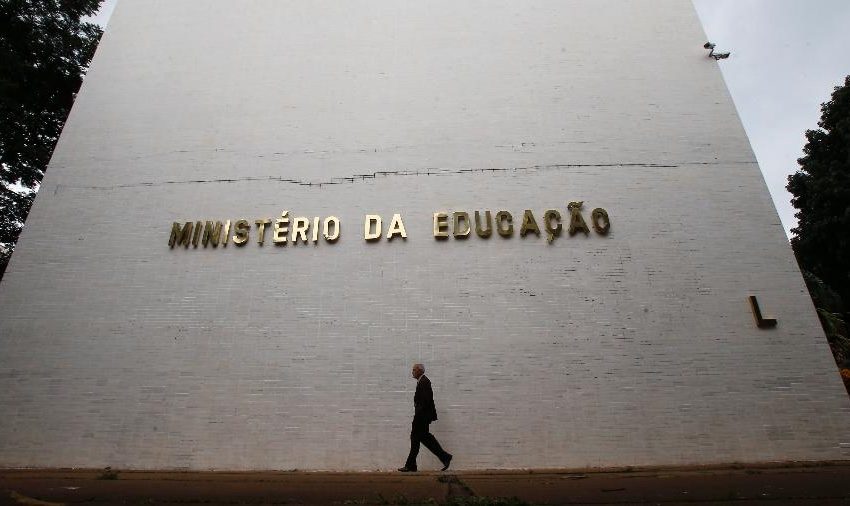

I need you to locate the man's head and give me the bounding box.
[411,363,425,380]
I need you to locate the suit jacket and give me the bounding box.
[414,375,438,423]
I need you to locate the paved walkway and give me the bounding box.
[2,463,850,505]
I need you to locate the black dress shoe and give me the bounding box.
[440,454,452,471]
[397,466,417,472]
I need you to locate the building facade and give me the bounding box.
[0,0,848,470]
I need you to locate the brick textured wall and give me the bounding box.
[0,0,848,470]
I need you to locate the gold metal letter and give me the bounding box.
[364,215,382,241]
[520,210,540,237]
[169,222,193,248]
[255,218,271,245]
[543,210,562,244]
[233,219,250,246]
[273,212,289,245]
[453,212,471,239]
[292,217,310,244]
[495,211,513,237]
[222,220,231,247]
[433,212,449,239]
[323,216,340,242]
[312,217,320,243]
[474,211,492,238]
[591,208,611,235]
[386,213,407,240]
[749,295,778,328]
[202,221,223,247]
[192,221,203,247]
[567,201,590,236]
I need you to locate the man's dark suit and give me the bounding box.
[404,375,451,470]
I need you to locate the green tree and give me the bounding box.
[0,0,103,280]
[788,75,850,369]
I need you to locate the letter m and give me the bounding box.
[169,222,193,248]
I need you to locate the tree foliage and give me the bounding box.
[0,0,103,279]
[788,75,850,369]
[788,75,850,303]
[801,270,849,369]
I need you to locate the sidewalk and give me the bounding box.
[2,462,850,505]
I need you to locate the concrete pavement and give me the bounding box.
[2,462,850,505]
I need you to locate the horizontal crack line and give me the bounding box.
[54,161,756,193]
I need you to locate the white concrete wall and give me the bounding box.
[0,0,848,470]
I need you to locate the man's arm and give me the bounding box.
[414,377,434,419]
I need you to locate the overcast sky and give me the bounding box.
[694,0,850,237]
[87,0,849,238]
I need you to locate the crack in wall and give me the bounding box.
[54,160,756,193]
[54,140,663,163]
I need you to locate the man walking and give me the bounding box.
[398,363,452,472]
